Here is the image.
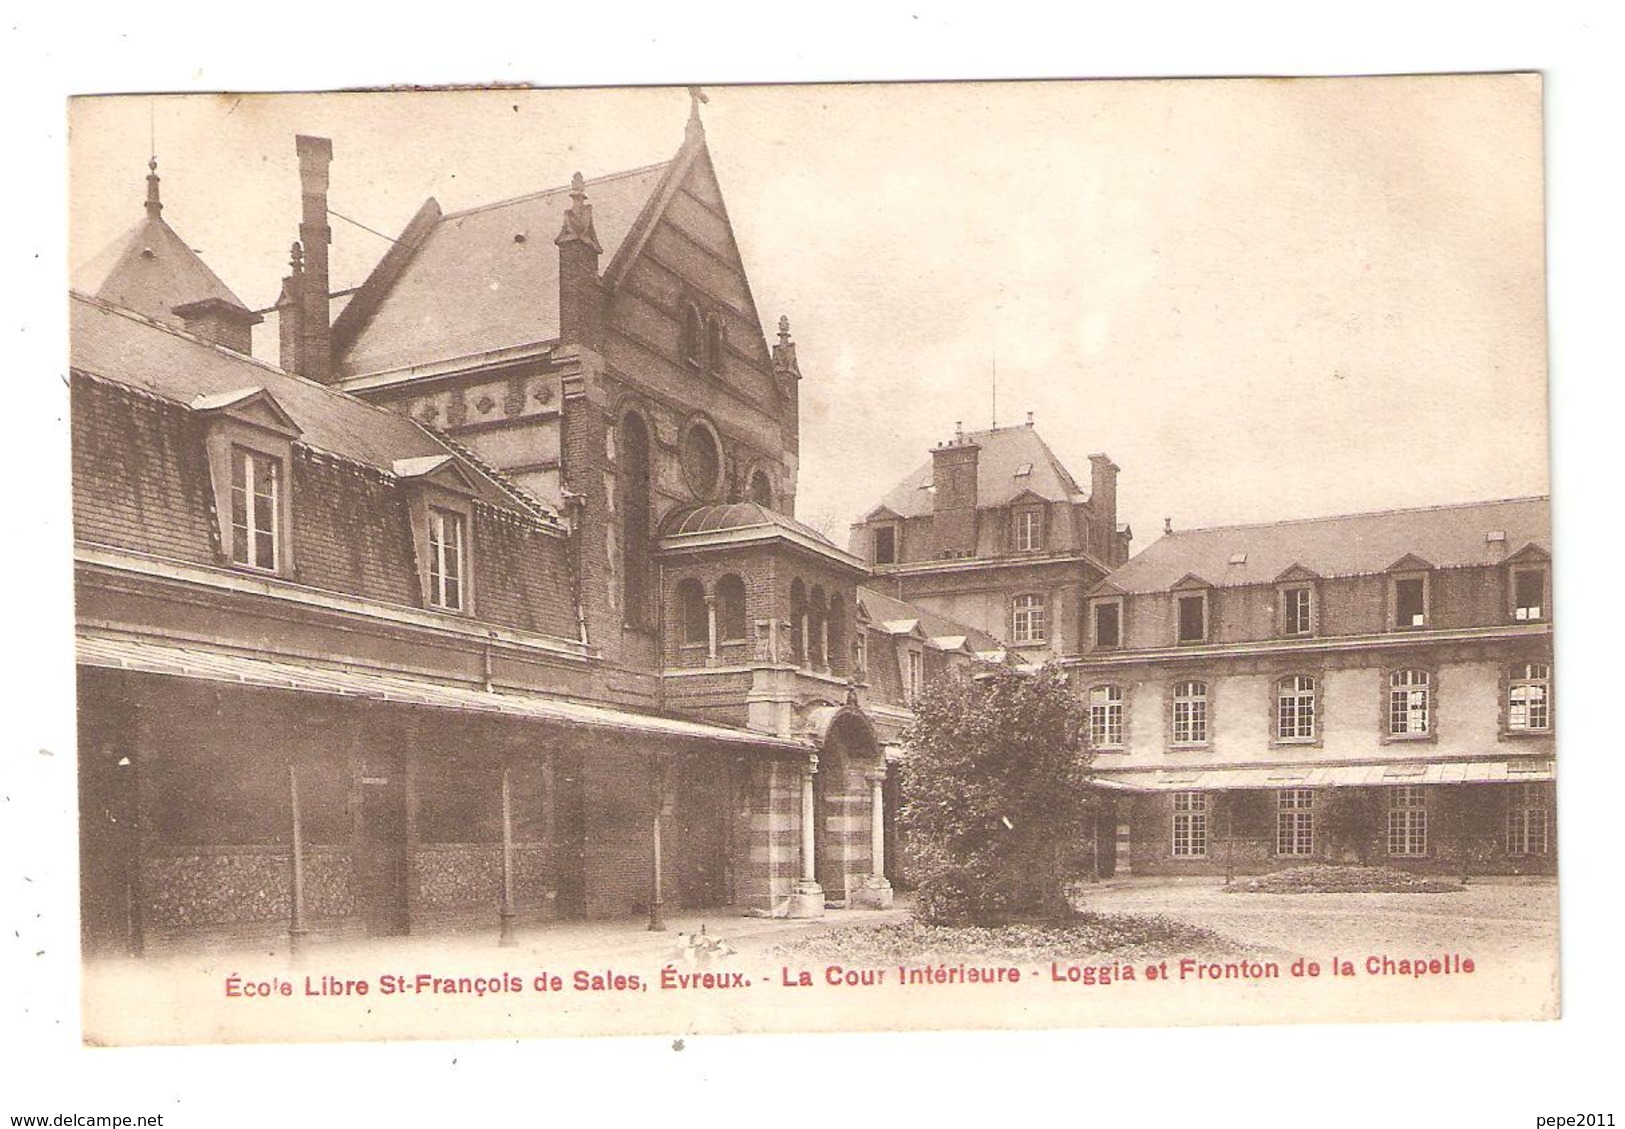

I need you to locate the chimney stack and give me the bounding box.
[1088,453,1120,531]
[554,172,604,349]
[930,424,981,557]
[294,135,334,382]
[1025,411,1034,428]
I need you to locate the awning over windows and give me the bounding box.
[77,632,808,753]
[1095,759,1554,792]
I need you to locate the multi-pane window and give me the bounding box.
[427,508,465,611]
[1277,675,1316,741]
[1088,685,1124,749]
[1013,509,1041,552]
[1177,593,1207,643]
[1506,783,1550,856]
[1171,792,1208,857]
[1388,669,1431,736]
[230,447,279,571]
[1394,576,1427,628]
[1282,586,1312,636]
[1513,567,1546,622]
[1093,601,1121,649]
[1508,663,1552,732]
[1172,680,1209,745]
[907,650,924,703]
[1013,594,1046,643]
[1387,786,1428,857]
[873,525,897,565]
[1276,789,1315,856]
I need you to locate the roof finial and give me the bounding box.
[288,241,304,274]
[777,314,791,346]
[144,155,162,221]
[686,85,709,142]
[570,170,586,206]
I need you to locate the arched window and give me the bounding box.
[827,592,846,676]
[1277,675,1316,741]
[681,304,704,368]
[748,468,774,508]
[716,574,747,643]
[1508,662,1551,732]
[809,585,828,668]
[620,412,653,628]
[676,578,708,646]
[704,314,725,373]
[1388,669,1431,736]
[790,578,807,666]
[1172,680,1208,745]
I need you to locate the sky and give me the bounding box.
[68,77,1549,550]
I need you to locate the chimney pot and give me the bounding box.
[1164,517,1173,535]
[1026,411,1034,427]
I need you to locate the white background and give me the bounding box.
[4,3,1622,1125]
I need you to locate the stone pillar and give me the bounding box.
[499,761,517,946]
[852,769,895,909]
[789,755,825,918]
[288,764,308,958]
[819,616,831,673]
[648,757,667,931]
[705,594,719,666]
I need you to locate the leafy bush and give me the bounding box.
[900,665,1096,924]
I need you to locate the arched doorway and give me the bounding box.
[812,708,882,906]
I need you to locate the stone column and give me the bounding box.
[853,769,894,909]
[789,755,825,917]
[705,594,718,666]
[498,760,517,946]
[288,764,308,958]
[819,616,831,673]
[648,757,667,931]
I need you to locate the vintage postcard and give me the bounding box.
[67,76,1554,1046]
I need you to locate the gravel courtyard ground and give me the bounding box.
[1072,876,1559,966]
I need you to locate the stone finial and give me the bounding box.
[686,86,709,143]
[771,314,798,377]
[288,241,305,274]
[570,171,586,205]
[145,156,163,220]
[777,314,791,346]
[555,171,602,254]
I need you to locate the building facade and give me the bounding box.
[72,102,978,956]
[1068,498,1555,877]
[851,420,1130,661]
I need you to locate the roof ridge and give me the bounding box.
[1163,495,1553,538]
[438,160,673,221]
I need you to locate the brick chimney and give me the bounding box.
[293,135,334,382]
[1089,453,1119,529]
[931,424,980,557]
[554,172,604,349]
[173,297,260,355]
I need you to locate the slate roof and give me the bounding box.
[871,425,1087,519]
[69,292,540,516]
[74,209,253,329]
[339,162,671,377]
[1099,497,1551,595]
[856,586,1003,653]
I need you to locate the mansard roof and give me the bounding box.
[69,292,549,521]
[337,161,671,377]
[1098,497,1550,595]
[869,424,1088,520]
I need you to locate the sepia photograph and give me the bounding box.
[61,76,1560,1049]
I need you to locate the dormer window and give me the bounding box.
[1092,597,1123,650]
[194,386,301,577]
[427,508,465,611]
[1176,592,1208,644]
[1280,584,1314,637]
[1513,565,1547,622]
[230,447,280,571]
[1394,578,1427,627]
[1013,508,1042,553]
[873,523,898,565]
